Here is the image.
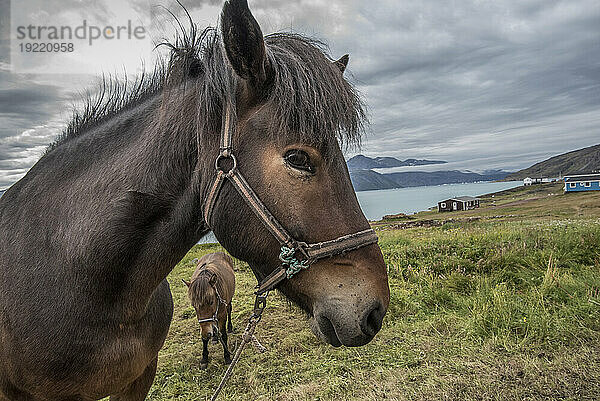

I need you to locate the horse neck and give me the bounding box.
[125,91,227,309]
[78,87,216,316]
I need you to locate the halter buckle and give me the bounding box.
[215,153,237,175]
[253,293,268,316]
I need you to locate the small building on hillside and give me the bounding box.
[564,173,600,192]
[438,196,480,212]
[524,177,560,186]
[524,177,542,186]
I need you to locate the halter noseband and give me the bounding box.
[203,105,379,295]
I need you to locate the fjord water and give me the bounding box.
[356,181,522,221]
[199,181,522,243]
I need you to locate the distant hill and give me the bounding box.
[347,155,447,170]
[348,170,400,191]
[0,190,4,198]
[504,144,600,180]
[350,169,510,191]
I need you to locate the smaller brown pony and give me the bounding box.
[183,252,235,369]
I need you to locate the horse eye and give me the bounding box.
[284,150,315,173]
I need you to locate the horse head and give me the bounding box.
[204,0,390,347]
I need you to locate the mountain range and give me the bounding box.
[349,169,510,191]
[346,154,511,191]
[347,155,447,170]
[504,144,600,180]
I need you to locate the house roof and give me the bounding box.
[564,174,600,182]
[439,196,479,203]
[452,196,479,202]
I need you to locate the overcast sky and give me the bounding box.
[1,0,599,188]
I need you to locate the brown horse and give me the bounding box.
[183,253,235,369]
[0,0,389,399]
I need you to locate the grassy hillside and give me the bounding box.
[505,143,600,180]
[148,186,600,400]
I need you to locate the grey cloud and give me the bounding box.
[0,121,64,188]
[13,0,113,25]
[130,0,221,15]
[0,69,93,188]
[340,0,600,169]
[0,87,63,118]
[0,0,10,64]
[0,71,74,136]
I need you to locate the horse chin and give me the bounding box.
[309,315,342,348]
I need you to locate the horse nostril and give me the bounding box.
[360,302,384,338]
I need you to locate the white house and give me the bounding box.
[524,177,559,186]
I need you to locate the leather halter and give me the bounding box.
[203,105,379,295]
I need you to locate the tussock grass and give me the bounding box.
[148,216,600,400]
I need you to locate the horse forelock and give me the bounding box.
[187,269,224,308]
[264,33,366,153]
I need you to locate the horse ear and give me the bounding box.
[221,0,271,87]
[182,279,191,288]
[333,54,349,74]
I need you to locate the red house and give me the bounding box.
[438,196,480,212]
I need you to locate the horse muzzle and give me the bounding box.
[310,297,385,347]
[302,244,390,347]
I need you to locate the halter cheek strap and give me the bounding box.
[203,105,379,295]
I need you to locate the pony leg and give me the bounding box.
[227,303,233,333]
[200,338,209,370]
[109,357,157,401]
[221,329,231,365]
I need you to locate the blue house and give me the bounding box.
[564,173,600,192]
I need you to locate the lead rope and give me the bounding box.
[209,292,269,401]
[250,334,267,353]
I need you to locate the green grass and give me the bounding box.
[148,187,600,400]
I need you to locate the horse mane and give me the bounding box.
[187,268,225,308]
[46,11,366,154]
[45,19,210,153]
